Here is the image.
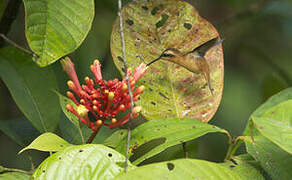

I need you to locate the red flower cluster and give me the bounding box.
[61,57,147,131]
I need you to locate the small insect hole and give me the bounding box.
[108,153,113,157]
[167,163,175,171]
[79,149,83,152]
[184,23,192,30]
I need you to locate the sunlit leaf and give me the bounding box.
[23,0,94,66]
[0,172,30,180]
[32,144,135,180]
[104,118,228,165]
[244,88,292,154]
[111,0,224,122]
[115,159,241,180]
[244,135,292,180]
[221,154,265,180]
[0,47,60,132]
[19,133,71,154]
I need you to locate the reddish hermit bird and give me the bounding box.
[147,37,223,95]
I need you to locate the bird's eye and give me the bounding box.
[161,53,175,58]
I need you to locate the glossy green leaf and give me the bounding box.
[0,118,40,147]
[23,0,94,66]
[221,154,265,180]
[0,172,30,180]
[111,0,224,122]
[115,159,241,180]
[0,47,60,132]
[55,91,84,143]
[32,144,135,180]
[19,132,71,154]
[104,118,228,165]
[251,87,292,117]
[244,135,292,180]
[244,88,292,154]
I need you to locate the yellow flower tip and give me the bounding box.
[93,105,98,112]
[84,76,90,82]
[96,120,103,126]
[76,105,88,117]
[66,91,73,98]
[127,67,132,73]
[67,80,74,88]
[92,100,98,105]
[133,106,142,114]
[104,90,109,94]
[111,118,117,124]
[80,99,85,104]
[119,104,126,111]
[122,83,128,91]
[93,59,100,66]
[108,92,114,100]
[66,104,74,111]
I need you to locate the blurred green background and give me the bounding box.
[1,0,292,170]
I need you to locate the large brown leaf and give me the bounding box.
[111,0,224,122]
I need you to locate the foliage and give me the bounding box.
[0,0,291,179]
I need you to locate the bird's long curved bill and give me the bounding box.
[146,55,162,66]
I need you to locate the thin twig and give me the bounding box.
[0,0,22,47]
[1,166,33,175]
[117,0,134,173]
[182,142,188,158]
[0,33,35,56]
[28,154,35,171]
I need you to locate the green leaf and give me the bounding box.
[244,88,292,154]
[0,172,30,180]
[111,0,224,122]
[244,135,292,180]
[115,159,241,180]
[55,91,84,143]
[23,0,94,67]
[221,155,265,180]
[0,118,40,147]
[0,47,60,132]
[32,144,135,180]
[251,87,292,117]
[104,118,228,165]
[19,132,71,154]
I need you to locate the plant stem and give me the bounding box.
[224,136,245,161]
[86,126,101,144]
[182,142,188,158]
[0,0,22,47]
[117,0,134,173]
[0,33,35,56]
[1,166,32,175]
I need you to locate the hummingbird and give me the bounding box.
[147,37,223,95]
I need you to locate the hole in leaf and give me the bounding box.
[184,23,192,30]
[167,163,175,171]
[142,6,148,10]
[120,132,124,135]
[229,165,236,168]
[130,138,166,162]
[126,19,134,26]
[108,153,113,157]
[156,14,169,28]
[117,56,123,62]
[58,157,62,160]
[151,101,156,105]
[42,170,46,173]
[151,6,160,15]
[79,149,83,152]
